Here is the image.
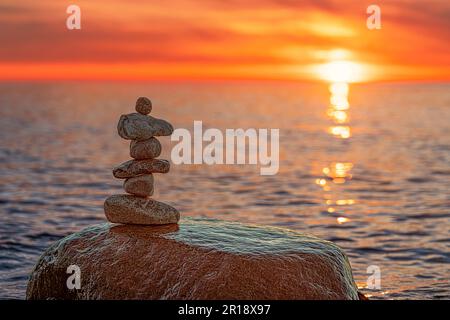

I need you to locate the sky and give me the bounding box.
[0,0,449,82]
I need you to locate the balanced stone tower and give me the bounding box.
[104,97,180,225]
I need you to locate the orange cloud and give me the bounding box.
[1,0,449,81]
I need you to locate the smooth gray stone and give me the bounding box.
[117,113,173,141]
[130,137,162,160]
[123,174,154,197]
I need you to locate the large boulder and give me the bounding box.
[26,217,361,300]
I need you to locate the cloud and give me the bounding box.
[0,0,449,80]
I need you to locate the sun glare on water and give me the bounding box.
[314,52,359,227]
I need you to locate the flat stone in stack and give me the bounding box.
[104,97,179,225]
[113,159,170,178]
[117,113,173,141]
[104,195,179,225]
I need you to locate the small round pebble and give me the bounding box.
[135,97,152,115]
[130,137,162,160]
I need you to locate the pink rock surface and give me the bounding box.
[26,218,361,300]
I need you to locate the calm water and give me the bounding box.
[0,81,449,299]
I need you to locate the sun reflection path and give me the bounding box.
[328,82,351,139]
[315,79,356,225]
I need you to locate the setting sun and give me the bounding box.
[315,60,367,83]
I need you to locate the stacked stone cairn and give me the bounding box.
[104,97,180,225]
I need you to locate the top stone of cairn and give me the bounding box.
[135,97,152,115]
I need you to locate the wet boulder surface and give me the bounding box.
[27,217,361,300]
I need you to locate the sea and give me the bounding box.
[0,81,448,299]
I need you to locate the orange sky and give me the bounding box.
[1,0,449,82]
